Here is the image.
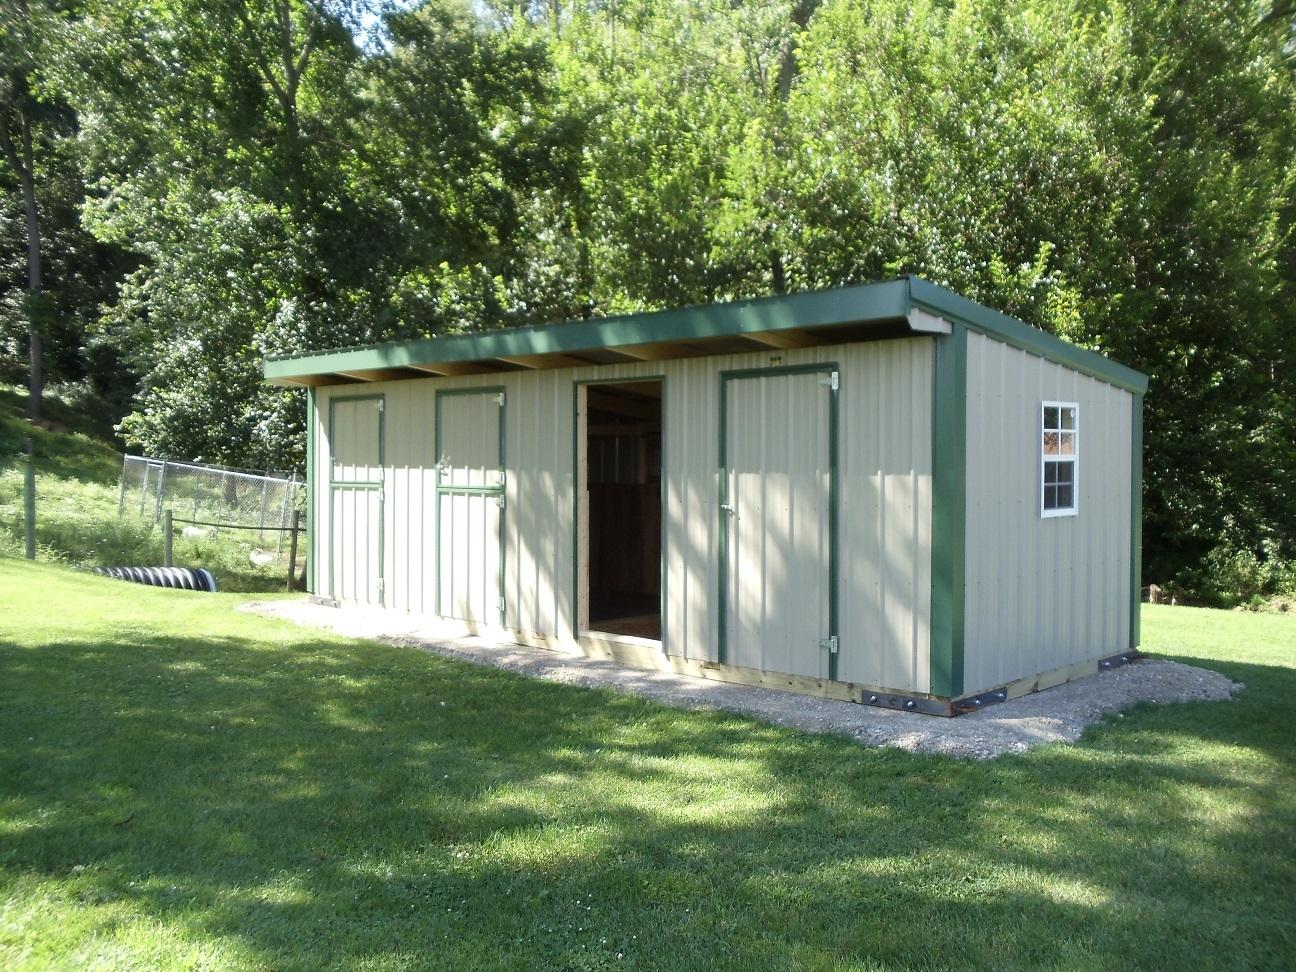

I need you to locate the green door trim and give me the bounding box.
[570,375,668,645]
[326,392,386,606]
[434,386,506,625]
[717,363,840,681]
[929,327,967,699]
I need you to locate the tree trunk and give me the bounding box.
[12,112,43,422]
[769,1,821,292]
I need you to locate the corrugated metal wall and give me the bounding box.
[962,331,1133,695]
[311,337,935,694]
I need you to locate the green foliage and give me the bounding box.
[3,0,1292,600]
[1,560,1294,968]
[1170,536,1296,609]
[535,0,1296,599]
[0,384,300,590]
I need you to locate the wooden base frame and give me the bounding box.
[306,597,1140,718]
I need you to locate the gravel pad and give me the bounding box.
[243,600,1242,759]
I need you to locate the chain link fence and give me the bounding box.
[117,456,304,556]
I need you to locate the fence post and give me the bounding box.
[138,460,150,516]
[153,460,169,524]
[276,471,297,558]
[22,436,35,560]
[163,509,174,567]
[117,455,128,517]
[258,474,270,545]
[286,509,302,591]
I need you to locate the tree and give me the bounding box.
[62,0,379,468]
[0,0,67,421]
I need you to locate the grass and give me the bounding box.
[1,559,1293,970]
[0,386,298,592]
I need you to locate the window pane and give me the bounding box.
[1044,484,1058,510]
[1043,405,1060,429]
[1044,462,1058,485]
[1043,431,1060,455]
[1056,461,1074,485]
[1057,431,1075,455]
[1061,407,1076,430]
[1057,484,1074,509]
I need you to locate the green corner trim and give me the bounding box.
[930,325,967,699]
[717,363,839,679]
[305,387,316,594]
[1130,393,1144,649]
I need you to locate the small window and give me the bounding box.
[1041,402,1078,517]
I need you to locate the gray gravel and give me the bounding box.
[242,599,1243,759]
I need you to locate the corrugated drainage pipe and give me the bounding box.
[93,566,219,593]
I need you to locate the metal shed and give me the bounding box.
[264,278,1148,715]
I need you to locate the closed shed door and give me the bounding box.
[329,395,384,606]
[722,368,837,679]
[436,389,505,625]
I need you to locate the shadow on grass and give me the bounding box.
[1,625,1293,970]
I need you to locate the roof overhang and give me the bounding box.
[264,277,1148,395]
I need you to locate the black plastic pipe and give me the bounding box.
[93,566,219,592]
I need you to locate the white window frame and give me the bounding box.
[1040,400,1079,518]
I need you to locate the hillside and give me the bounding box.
[0,385,123,485]
[0,385,297,591]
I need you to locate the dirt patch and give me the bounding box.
[242,599,1243,759]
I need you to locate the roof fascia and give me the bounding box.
[264,280,911,384]
[907,278,1148,395]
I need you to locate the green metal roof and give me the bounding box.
[263,277,1149,394]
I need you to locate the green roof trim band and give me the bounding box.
[266,278,1148,397]
[906,278,1148,395]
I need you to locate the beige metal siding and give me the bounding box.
[963,331,1133,695]
[312,337,935,693]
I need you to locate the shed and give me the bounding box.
[264,278,1148,715]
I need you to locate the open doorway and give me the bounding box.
[578,380,663,641]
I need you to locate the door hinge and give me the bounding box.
[497,596,505,615]
[378,579,386,596]
[497,392,505,406]
[819,635,839,654]
[824,371,839,391]
[495,493,506,508]
[375,399,385,412]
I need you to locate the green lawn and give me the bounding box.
[1,560,1292,970]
